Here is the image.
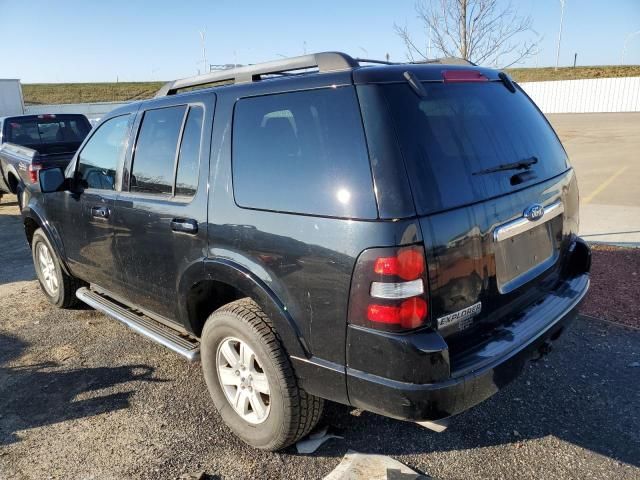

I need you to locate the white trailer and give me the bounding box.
[0,79,24,117]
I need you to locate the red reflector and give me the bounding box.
[373,247,425,280]
[27,164,42,184]
[442,70,488,82]
[367,297,428,329]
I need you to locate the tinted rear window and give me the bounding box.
[232,87,376,219]
[383,82,569,214]
[6,115,90,147]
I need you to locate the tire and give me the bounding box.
[16,184,24,211]
[32,228,85,308]
[201,298,323,451]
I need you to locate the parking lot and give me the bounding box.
[1,113,639,479]
[548,112,640,245]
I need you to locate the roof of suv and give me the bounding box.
[108,52,506,118]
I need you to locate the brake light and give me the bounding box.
[374,248,425,280]
[442,70,488,82]
[37,114,56,119]
[27,163,42,184]
[348,245,430,332]
[367,297,428,329]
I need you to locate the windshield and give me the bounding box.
[5,115,91,150]
[382,81,569,215]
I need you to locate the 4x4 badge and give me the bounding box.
[437,302,482,330]
[524,204,545,222]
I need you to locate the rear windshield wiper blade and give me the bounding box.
[472,156,538,176]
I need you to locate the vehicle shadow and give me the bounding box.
[0,206,36,285]
[305,318,639,468]
[0,332,163,446]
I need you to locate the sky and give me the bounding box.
[2,0,639,83]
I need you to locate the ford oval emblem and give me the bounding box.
[524,204,545,222]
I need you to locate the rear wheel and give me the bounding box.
[201,298,323,451]
[32,229,84,308]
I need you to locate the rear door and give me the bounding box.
[380,77,579,358]
[111,92,214,324]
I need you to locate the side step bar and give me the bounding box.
[76,287,200,362]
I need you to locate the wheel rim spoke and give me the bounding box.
[219,341,239,366]
[240,342,254,367]
[218,366,240,386]
[251,373,269,394]
[37,244,58,296]
[248,392,267,419]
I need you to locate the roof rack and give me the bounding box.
[156,51,359,97]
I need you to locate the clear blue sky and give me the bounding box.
[2,0,639,83]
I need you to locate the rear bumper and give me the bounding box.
[346,272,589,421]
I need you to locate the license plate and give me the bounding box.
[494,221,558,294]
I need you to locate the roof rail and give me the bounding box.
[156,51,359,97]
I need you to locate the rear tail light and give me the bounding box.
[348,245,430,332]
[27,163,42,184]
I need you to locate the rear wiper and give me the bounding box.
[472,156,538,175]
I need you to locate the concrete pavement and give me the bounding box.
[548,113,640,246]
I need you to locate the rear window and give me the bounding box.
[382,82,569,214]
[5,115,90,147]
[232,87,377,219]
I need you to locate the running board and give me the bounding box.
[76,287,200,362]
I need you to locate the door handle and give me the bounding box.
[91,206,110,219]
[171,218,198,234]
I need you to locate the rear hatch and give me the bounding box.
[380,70,579,368]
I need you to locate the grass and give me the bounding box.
[506,65,640,83]
[21,65,640,105]
[22,82,165,105]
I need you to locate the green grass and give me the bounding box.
[22,82,165,105]
[506,65,640,83]
[21,65,640,105]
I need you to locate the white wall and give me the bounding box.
[24,101,129,125]
[0,79,25,116]
[519,77,640,114]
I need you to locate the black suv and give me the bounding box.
[23,52,591,451]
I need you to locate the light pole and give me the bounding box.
[555,0,566,71]
[622,30,640,65]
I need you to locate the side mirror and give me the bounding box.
[39,168,66,193]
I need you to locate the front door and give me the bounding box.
[46,113,134,296]
[112,93,214,323]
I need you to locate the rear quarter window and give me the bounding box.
[232,87,377,219]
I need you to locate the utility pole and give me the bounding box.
[555,0,566,71]
[573,53,577,68]
[622,30,640,65]
[198,30,207,74]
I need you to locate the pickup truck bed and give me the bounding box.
[0,113,91,199]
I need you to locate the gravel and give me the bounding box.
[1,197,639,479]
[580,245,640,329]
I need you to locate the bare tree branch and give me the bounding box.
[396,0,540,68]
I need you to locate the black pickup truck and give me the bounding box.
[0,114,91,204]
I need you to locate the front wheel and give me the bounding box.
[201,298,323,451]
[32,228,85,308]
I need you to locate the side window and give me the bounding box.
[131,105,186,194]
[77,114,131,191]
[232,87,376,219]
[175,106,204,197]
